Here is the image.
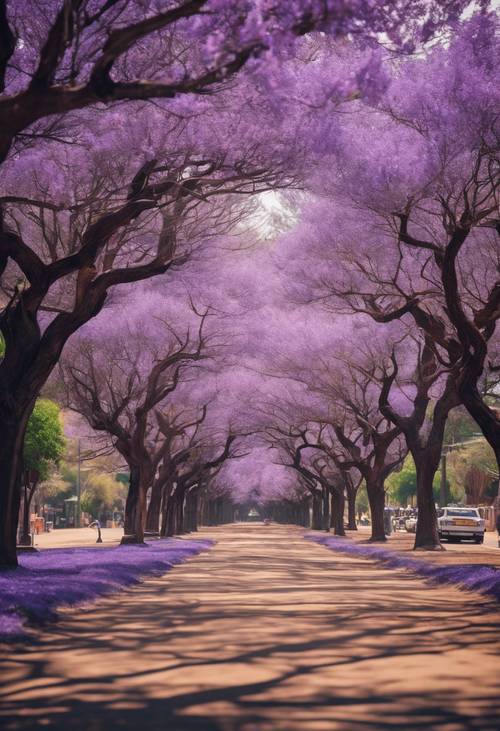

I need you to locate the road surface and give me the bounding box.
[1,524,499,730]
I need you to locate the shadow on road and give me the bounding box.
[1,524,499,731]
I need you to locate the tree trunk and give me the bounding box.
[19,479,36,547]
[198,492,206,527]
[0,409,30,567]
[331,488,346,536]
[183,490,192,532]
[189,491,199,532]
[145,478,162,533]
[366,479,386,542]
[322,485,330,531]
[133,483,148,544]
[121,465,144,544]
[176,491,185,534]
[164,495,177,537]
[414,458,442,550]
[346,486,357,530]
[311,491,322,530]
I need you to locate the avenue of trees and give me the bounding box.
[0,1,498,566]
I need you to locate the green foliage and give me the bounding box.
[24,399,65,481]
[386,455,443,506]
[39,474,74,506]
[80,472,126,519]
[447,439,497,504]
[355,483,369,516]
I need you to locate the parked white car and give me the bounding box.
[405,517,417,533]
[438,507,485,543]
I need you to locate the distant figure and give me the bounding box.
[89,520,103,544]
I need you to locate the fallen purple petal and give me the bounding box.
[0,538,213,640]
[306,535,500,602]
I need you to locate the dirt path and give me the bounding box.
[1,524,499,731]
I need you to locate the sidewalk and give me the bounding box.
[33,527,124,549]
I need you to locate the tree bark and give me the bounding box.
[163,495,177,537]
[322,485,330,532]
[121,465,144,544]
[19,477,37,547]
[413,457,441,550]
[175,490,185,534]
[145,478,162,533]
[330,488,346,536]
[0,407,31,566]
[188,490,199,532]
[311,491,322,530]
[346,485,357,530]
[366,479,386,542]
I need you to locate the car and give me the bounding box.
[405,516,417,533]
[438,506,485,543]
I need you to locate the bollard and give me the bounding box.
[89,520,103,544]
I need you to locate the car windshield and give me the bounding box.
[446,509,478,517]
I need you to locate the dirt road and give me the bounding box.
[1,524,499,730]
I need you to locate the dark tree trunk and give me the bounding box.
[134,483,148,544]
[19,480,36,547]
[121,465,144,544]
[183,490,192,533]
[322,485,330,531]
[331,488,346,536]
[366,479,386,542]
[175,491,185,534]
[164,495,177,537]
[146,478,162,533]
[311,491,322,530]
[198,492,207,527]
[0,408,30,567]
[346,486,357,530]
[188,490,199,532]
[409,385,455,550]
[413,457,441,550]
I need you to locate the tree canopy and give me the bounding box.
[23,399,65,481]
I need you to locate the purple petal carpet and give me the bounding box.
[0,538,213,640]
[306,534,500,602]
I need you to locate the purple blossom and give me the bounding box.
[0,539,213,640]
[307,534,500,602]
